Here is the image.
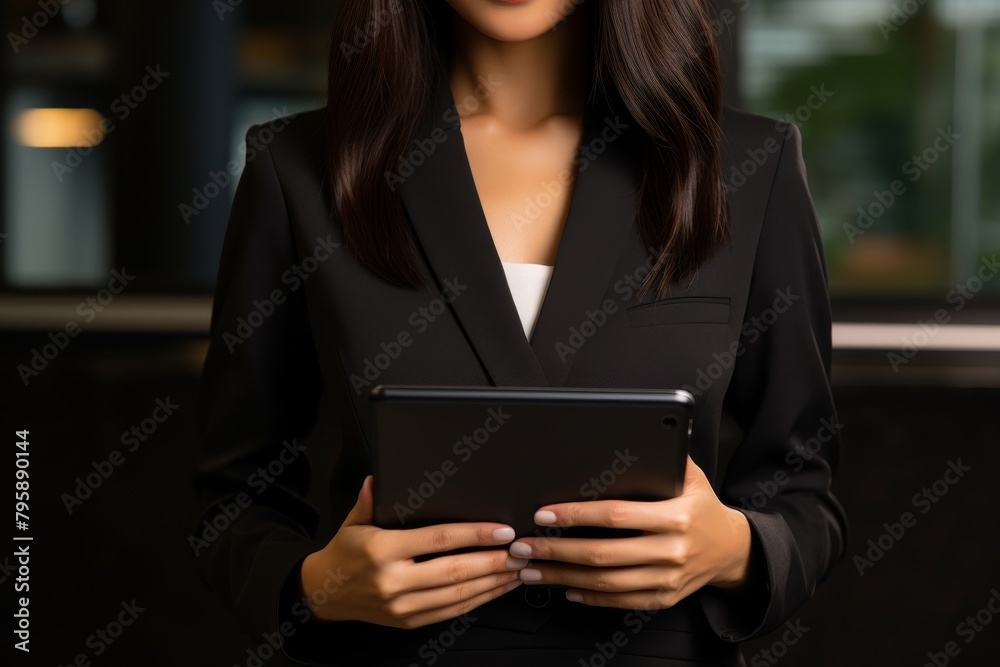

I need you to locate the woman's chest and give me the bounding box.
[459,115,585,266]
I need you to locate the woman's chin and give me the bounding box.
[445,0,582,42]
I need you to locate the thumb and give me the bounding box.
[342,475,374,527]
[681,455,708,492]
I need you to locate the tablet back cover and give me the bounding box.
[370,386,692,547]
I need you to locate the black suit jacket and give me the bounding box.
[194,70,847,666]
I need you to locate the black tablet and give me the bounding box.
[369,385,693,550]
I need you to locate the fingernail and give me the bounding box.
[506,557,529,570]
[519,568,542,582]
[493,527,515,542]
[534,510,557,525]
[566,590,583,602]
[509,541,532,558]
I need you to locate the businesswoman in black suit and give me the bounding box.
[194,0,847,664]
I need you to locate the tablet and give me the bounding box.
[369,385,693,552]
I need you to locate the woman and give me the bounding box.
[193,1,847,664]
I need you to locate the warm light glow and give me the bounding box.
[14,108,106,148]
[833,323,1000,351]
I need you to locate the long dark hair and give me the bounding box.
[327,0,727,301]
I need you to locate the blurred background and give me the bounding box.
[2,0,999,664]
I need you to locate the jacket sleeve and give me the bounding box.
[698,122,849,642]
[192,123,327,653]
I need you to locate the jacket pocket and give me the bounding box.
[626,296,731,327]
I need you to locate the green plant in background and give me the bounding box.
[745,0,998,296]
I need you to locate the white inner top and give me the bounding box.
[500,261,555,341]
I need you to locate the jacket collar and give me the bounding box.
[398,62,642,388]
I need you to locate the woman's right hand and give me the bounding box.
[299,475,528,629]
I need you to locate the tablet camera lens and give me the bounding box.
[661,416,677,430]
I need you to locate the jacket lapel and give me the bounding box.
[399,68,549,387]
[527,107,642,387]
[399,62,641,388]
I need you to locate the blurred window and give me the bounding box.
[742,0,1000,298]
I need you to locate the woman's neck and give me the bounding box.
[447,8,591,130]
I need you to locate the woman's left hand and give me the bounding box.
[508,455,754,609]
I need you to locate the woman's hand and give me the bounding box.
[508,456,754,609]
[300,475,526,628]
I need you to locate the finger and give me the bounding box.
[381,522,517,561]
[377,549,527,597]
[510,533,684,567]
[519,561,663,593]
[519,562,663,593]
[394,577,523,629]
[395,549,527,594]
[385,570,523,620]
[563,586,693,611]
[341,475,374,527]
[529,499,693,534]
